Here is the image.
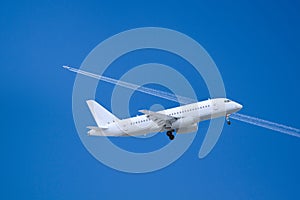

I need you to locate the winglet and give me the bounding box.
[139,110,152,115]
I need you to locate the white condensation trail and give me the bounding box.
[63,66,196,104]
[230,113,300,138]
[64,65,300,138]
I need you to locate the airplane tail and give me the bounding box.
[86,100,119,127]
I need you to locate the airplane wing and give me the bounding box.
[139,109,178,127]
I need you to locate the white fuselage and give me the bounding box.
[88,98,242,136]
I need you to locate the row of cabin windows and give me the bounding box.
[130,104,210,125]
[131,119,151,125]
[169,104,210,116]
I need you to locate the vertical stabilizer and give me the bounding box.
[86,100,119,127]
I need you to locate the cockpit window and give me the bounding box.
[224,99,230,103]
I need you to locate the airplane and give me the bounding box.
[86,98,243,140]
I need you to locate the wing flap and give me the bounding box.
[139,110,174,120]
[139,109,178,127]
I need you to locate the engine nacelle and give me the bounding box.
[171,117,196,129]
[176,124,198,134]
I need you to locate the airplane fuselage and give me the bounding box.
[88,98,243,137]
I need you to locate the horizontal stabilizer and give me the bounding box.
[87,126,128,137]
[87,125,108,130]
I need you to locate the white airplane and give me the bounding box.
[86,98,242,140]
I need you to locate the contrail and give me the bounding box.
[64,65,300,138]
[63,65,196,104]
[230,113,300,138]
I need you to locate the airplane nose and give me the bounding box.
[235,103,243,110]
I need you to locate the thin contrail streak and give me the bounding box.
[64,65,300,138]
[63,66,196,104]
[230,113,300,138]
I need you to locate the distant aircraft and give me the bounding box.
[86,98,242,140]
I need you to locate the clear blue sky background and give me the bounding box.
[1,0,300,199]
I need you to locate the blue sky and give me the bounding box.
[1,0,300,199]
